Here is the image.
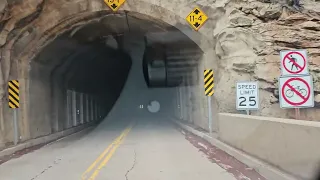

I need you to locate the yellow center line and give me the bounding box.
[81,142,116,179]
[82,122,134,180]
[88,127,132,180]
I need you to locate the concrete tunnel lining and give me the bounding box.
[25,11,205,140]
[0,0,221,147]
[30,35,132,136]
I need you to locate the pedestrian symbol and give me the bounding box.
[280,50,308,76]
[289,55,299,71]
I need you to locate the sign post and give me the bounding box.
[204,69,214,134]
[13,109,18,144]
[279,50,313,119]
[236,81,259,112]
[295,108,300,120]
[8,80,20,145]
[179,87,183,119]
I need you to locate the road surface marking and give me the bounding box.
[88,123,133,179]
[82,122,134,180]
[81,142,115,179]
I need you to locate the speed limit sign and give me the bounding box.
[236,81,259,110]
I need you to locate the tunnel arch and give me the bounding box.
[0,0,220,144]
[15,0,216,65]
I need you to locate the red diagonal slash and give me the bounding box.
[286,56,303,70]
[286,83,307,101]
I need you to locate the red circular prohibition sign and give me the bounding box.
[282,51,306,74]
[282,77,310,106]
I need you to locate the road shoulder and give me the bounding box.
[172,119,299,180]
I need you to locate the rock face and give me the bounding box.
[214,0,320,120]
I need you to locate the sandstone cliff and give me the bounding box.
[214,0,320,120]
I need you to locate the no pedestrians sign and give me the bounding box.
[280,50,309,76]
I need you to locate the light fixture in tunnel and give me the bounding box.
[142,31,203,88]
[104,35,118,49]
[142,41,167,87]
[147,100,161,113]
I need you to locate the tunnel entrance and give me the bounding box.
[27,11,203,138]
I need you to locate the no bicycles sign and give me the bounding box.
[279,75,314,108]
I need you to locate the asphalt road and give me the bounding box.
[0,117,237,180]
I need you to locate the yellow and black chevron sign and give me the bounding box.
[204,69,214,96]
[8,80,20,109]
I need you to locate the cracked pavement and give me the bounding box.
[0,118,238,180]
[125,149,136,180]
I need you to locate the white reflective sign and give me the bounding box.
[236,81,259,110]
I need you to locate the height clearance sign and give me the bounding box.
[236,82,259,110]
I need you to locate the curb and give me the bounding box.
[0,121,96,158]
[173,119,300,180]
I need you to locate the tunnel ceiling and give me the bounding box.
[69,13,172,44]
[33,12,174,67]
[31,12,203,93]
[143,31,203,87]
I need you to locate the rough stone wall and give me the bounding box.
[213,0,320,121]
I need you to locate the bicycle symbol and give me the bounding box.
[285,85,307,98]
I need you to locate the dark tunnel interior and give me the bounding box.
[27,13,203,138]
